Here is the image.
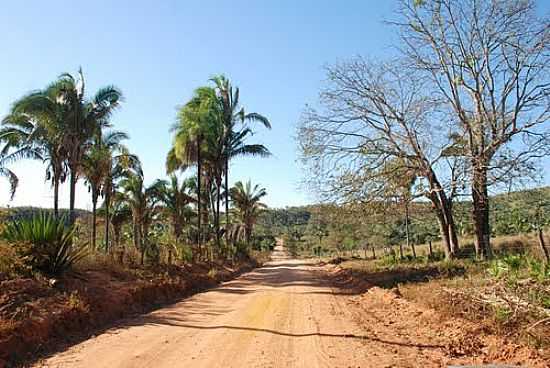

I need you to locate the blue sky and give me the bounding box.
[0,1,548,210]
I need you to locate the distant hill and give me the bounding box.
[0,207,91,222]
[259,186,550,238]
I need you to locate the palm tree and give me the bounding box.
[82,130,131,250]
[0,148,29,199]
[167,86,220,256]
[150,175,195,264]
[209,75,271,247]
[102,150,140,253]
[229,180,267,246]
[1,87,67,216]
[51,68,123,221]
[119,170,158,265]
[105,192,132,263]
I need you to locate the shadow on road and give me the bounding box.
[124,316,445,350]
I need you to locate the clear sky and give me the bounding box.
[0,1,548,210]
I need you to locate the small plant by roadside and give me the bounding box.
[1,212,87,277]
[207,268,218,278]
[67,291,89,312]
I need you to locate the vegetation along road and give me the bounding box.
[34,243,544,368]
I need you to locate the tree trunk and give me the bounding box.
[197,137,202,261]
[215,177,221,252]
[53,176,60,218]
[104,191,110,253]
[225,160,230,249]
[139,224,145,265]
[435,210,453,260]
[472,166,492,259]
[426,169,459,259]
[91,192,98,250]
[371,246,376,259]
[133,219,140,252]
[537,228,549,266]
[246,225,252,248]
[114,225,123,264]
[428,240,433,259]
[69,169,77,223]
[405,201,415,258]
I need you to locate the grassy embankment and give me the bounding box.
[325,233,550,357]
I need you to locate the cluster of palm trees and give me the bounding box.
[0,69,136,249]
[0,70,271,264]
[167,75,271,260]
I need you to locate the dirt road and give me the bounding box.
[35,245,542,367]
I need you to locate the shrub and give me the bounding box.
[2,213,87,276]
[178,244,193,263]
[0,241,33,279]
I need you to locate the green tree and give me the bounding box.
[53,69,123,221]
[230,180,267,246]
[106,192,132,261]
[210,75,271,248]
[397,0,549,258]
[1,86,67,215]
[167,86,220,256]
[82,130,131,250]
[119,170,158,265]
[150,175,195,264]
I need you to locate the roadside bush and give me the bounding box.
[2,212,87,276]
[0,241,33,279]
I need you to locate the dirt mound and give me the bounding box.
[0,261,257,367]
[349,286,547,367]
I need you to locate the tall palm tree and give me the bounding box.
[209,75,271,245]
[51,68,123,221]
[150,175,195,263]
[82,130,131,249]
[229,180,267,246]
[1,87,67,216]
[167,86,220,255]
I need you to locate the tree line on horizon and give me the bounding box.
[257,186,550,260]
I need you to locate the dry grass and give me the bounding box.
[334,235,550,356]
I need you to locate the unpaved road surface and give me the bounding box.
[36,245,544,367]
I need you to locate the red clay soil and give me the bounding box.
[29,247,547,368]
[0,260,256,368]
[327,265,548,367]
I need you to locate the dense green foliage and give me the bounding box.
[258,187,550,257]
[2,212,87,276]
[0,72,272,272]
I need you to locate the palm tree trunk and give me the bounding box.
[53,176,60,218]
[133,218,139,252]
[104,191,110,253]
[114,225,124,264]
[69,168,77,223]
[215,177,221,252]
[139,224,145,265]
[225,160,230,254]
[92,192,98,250]
[197,136,202,261]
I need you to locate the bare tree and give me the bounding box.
[394,0,550,258]
[298,58,463,259]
